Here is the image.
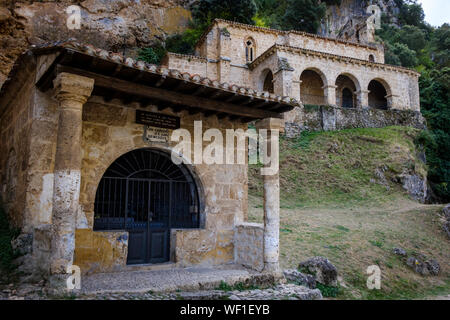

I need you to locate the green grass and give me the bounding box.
[249,126,426,209]
[248,126,449,300]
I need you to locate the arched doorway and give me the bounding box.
[342,88,353,108]
[262,70,274,93]
[93,148,200,264]
[300,69,326,105]
[335,74,358,108]
[368,79,389,109]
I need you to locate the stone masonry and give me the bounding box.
[164,19,423,135]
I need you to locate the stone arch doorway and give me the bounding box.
[261,69,274,93]
[93,148,201,265]
[300,69,326,105]
[368,79,389,109]
[335,74,358,108]
[342,88,353,108]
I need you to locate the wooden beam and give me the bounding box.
[56,65,283,119]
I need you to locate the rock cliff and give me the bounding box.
[0,0,191,86]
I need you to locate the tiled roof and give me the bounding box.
[0,41,300,108]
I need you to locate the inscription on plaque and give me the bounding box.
[143,126,170,144]
[136,110,180,129]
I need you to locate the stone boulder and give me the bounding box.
[298,257,338,287]
[406,256,440,276]
[443,221,450,239]
[392,247,407,256]
[283,269,316,289]
[443,204,450,220]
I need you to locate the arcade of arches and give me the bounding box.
[290,70,390,110]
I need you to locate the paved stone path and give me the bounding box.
[81,264,261,294]
[0,265,322,300]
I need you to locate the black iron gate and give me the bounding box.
[93,149,200,264]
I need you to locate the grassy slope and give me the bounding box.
[249,126,449,299]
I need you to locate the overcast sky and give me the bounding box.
[417,0,449,26]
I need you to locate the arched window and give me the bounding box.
[335,74,358,108]
[369,54,375,62]
[245,38,256,63]
[263,71,274,93]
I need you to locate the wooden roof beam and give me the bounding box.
[55,65,283,119]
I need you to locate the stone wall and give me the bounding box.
[284,105,426,138]
[234,223,264,272]
[0,55,35,230]
[74,96,249,273]
[196,20,384,66]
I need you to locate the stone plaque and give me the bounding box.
[136,110,180,129]
[143,126,170,144]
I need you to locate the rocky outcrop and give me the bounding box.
[319,0,400,43]
[406,256,440,276]
[283,269,316,288]
[0,0,191,87]
[298,256,338,287]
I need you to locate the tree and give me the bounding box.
[398,0,425,27]
[190,0,257,29]
[394,25,427,52]
[280,0,327,33]
[385,42,418,67]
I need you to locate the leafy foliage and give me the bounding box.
[281,0,327,33]
[376,1,449,201]
[191,0,257,28]
[316,282,339,297]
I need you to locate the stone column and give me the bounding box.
[49,73,94,286]
[357,89,370,108]
[323,85,337,106]
[255,118,284,274]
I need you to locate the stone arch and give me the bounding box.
[299,68,327,105]
[369,54,375,62]
[368,78,391,109]
[335,73,360,108]
[92,147,205,264]
[83,141,206,230]
[245,37,256,63]
[259,68,274,93]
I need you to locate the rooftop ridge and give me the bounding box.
[195,18,380,51]
[249,43,420,76]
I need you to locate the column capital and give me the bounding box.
[53,72,95,104]
[255,117,285,131]
[323,85,337,89]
